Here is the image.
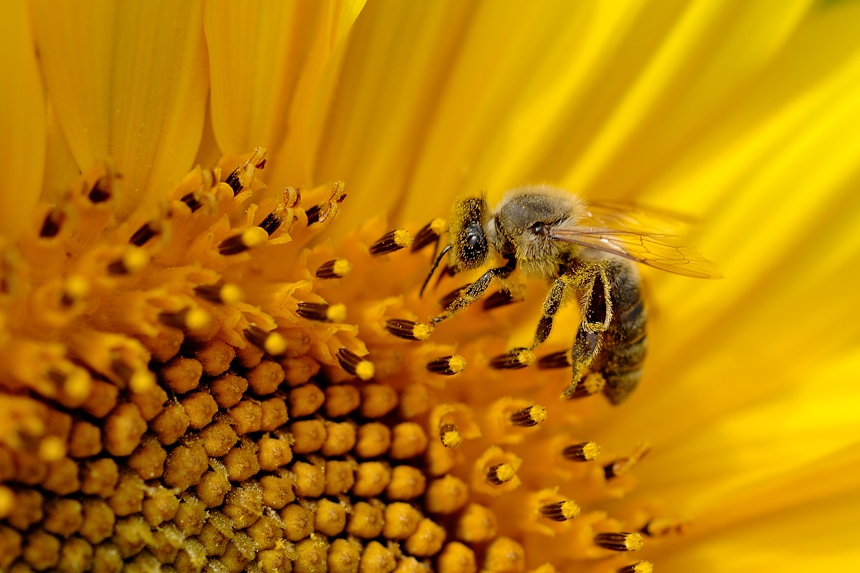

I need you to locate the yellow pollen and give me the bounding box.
[220,283,243,304]
[430,217,447,235]
[326,303,347,323]
[184,308,211,331]
[355,360,375,381]
[242,226,269,248]
[128,370,156,393]
[121,247,148,274]
[447,355,466,373]
[63,368,93,401]
[333,259,352,277]
[393,229,413,248]
[63,274,89,299]
[263,332,288,356]
[517,349,536,366]
[621,561,654,573]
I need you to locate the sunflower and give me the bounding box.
[2,1,860,572]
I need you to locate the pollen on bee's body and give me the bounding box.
[508,405,547,427]
[593,532,644,552]
[426,355,466,376]
[296,302,346,323]
[489,348,535,370]
[315,259,352,279]
[336,347,375,381]
[562,441,600,462]
[385,319,432,341]
[369,229,413,255]
[217,227,268,255]
[539,500,580,522]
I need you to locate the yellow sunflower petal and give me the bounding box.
[32,0,209,220]
[205,0,365,183]
[0,0,45,238]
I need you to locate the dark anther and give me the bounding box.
[258,211,283,235]
[40,209,64,238]
[225,168,243,195]
[489,347,534,370]
[537,350,572,369]
[304,204,323,225]
[540,501,579,522]
[562,442,600,462]
[180,191,202,212]
[296,302,333,322]
[88,177,111,203]
[509,405,546,427]
[369,230,412,255]
[426,355,466,376]
[411,221,442,252]
[129,222,159,246]
[385,319,431,341]
[593,532,643,552]
[483,289,521,310]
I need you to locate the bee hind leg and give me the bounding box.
[562,326,602,398]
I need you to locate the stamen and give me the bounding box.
[641,517,688,537]
[508,405,547,427]
[439,423,461,448]
[60,275,89,307]
[225,147,266,194]
[217,227,268,255]
[618,562,653,573]
[315,259,352,279]
[305,182,346,225]
[562,441,600,462]
[87,175,112,203]
[111,358,155,393]
[411,218,446,252]
[284,187,301,208]
[604,442,650,480]
[39,209,65,238]
[335,348,375,381]
[566,372,606,400]
[439,285,469,310]
[107,248,148,275]
[180,191,203,212]
[489,348,535,370]
[483,290,522,310]
[258,210,284,235]
[159,308,211,332]
[539,501,580,522]
[129,221,160,246]
[296,302,347,323]
[426,355,466,376]
[485,463,516,485]
[537,349,572,369]
[593,532,643,552]
[369,230,414,255]
[243,326,287,356]
[194,283,243,304]
[385,319,432,341]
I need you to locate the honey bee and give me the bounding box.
[421,184,721,404]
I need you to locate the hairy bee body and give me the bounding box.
[421,185,718,403]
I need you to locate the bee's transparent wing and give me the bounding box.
[550,227,723,279]
[583,200,700,235]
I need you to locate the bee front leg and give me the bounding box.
[431,256,517,325]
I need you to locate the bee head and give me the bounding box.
[449,196,490,271]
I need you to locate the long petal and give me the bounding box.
[0,0,45,238]
[205,0,365,185]
[32,0,209,220]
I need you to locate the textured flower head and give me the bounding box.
[2,1,860,572]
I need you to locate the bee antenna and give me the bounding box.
[420,244,452,297]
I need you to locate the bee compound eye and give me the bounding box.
[530,222,545,236]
